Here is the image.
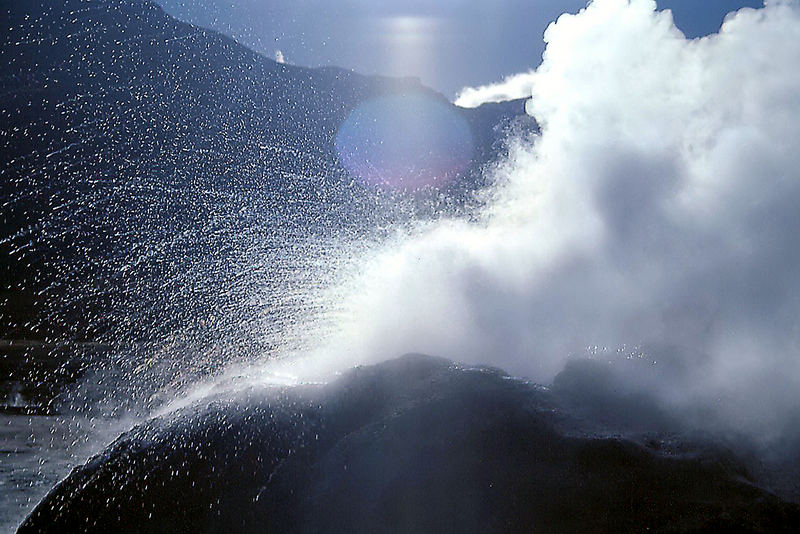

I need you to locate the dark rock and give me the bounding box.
[19,354,800,533]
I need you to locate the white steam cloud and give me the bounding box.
[295,0,800,441]
[454,70,536,108]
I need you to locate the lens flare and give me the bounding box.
[334,93,474,191]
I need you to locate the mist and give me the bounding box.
[256,0,800,447]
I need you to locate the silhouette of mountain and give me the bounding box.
[0,0,531,342]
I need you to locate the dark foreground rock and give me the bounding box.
[19,354,800,533]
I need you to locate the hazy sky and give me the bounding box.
[155,0,761,98]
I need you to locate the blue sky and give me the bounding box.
[155,0,762,99]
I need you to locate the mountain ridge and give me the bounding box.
[1,0,532,342]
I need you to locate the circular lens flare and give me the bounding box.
[335,93,474,191]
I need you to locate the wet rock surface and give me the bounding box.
[19,354,800,533]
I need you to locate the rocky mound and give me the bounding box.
[19,354,800,533]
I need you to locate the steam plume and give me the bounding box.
[307,0,800,442]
